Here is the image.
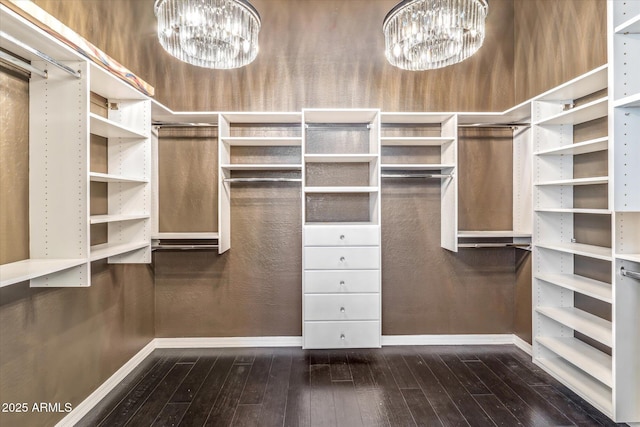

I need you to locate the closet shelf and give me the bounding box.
[615,13,640,34]
[534,97,608,126]
[152,232,219,239]
[535,208,612,215]
[89,172,148,184]
[304,154,378,163]
[90,113,147,139]
[457,230,531,238]
[380,112,454,124]
[535,357,612,417]
[616,253,640,263]
[613,93,640,108]
[90,241,149,261]
[535,176,609,186]
[222,112,302,123]
[536,306,612,347]
[536,273,612,303]
[537,336,612,387]
[304,186,379,193]
[535,65,607,103]
[89,63,148,100]
[89,214,149,224]
[535,242,612,261]
[220,164,302,171]
[304,221,379,227]
[381,164,455,171]
[220,137,302,146]
[0,258,86,287]
[534,137,608,156]
[380,137,455,146]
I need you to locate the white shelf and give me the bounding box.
[0,258,86,287]
[535,65,608,102]
[535,97,608,126]
[536,242,612,261]
[381,164,455,171]
[534,137,609,156]
[457,230,532,238]
[380,137,454,146]
[304,109,378,123]
[615,13,640,34]
[220,164,302,171]
[90,241,149,261]
[537,336,612,387]
[613,93,640,108]
[220,137,302,146]
[535,176,609,186]
[152,232,219,239]
[535,357,612,417]
[535,208,611,215]
[304,186,379,193]
[89,172,148,184]
[221,112,302,123]
[90,113,147,139]
[536,273,612,303]
[90,63,148,100]
[380,112,455,124]
[304,154,378,163]
[89,214,150,225]
[536,306,612,347]
[616,253,640,263]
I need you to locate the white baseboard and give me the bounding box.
[154,336,303,348]
[512,335,533,355]
[381,334,514,346]
[55,339,156,427]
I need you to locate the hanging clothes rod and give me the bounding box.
[0,31,81,78]
[0,50,48,78]
[621,267,640,280]
[223,177,302,183]
[152,244,219,251]
[381,173,453,179]
[458,243,531,249]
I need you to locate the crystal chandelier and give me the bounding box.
[383,0,488,70]
[154,0,261,69]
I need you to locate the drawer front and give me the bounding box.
[304,321,380,349]
[304,294,379,321]
[304,247,380,270]
[304,225,379,247]
[304,270,379,294]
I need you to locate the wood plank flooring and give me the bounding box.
[77,345,624,427]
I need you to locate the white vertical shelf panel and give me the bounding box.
[218,114,232,254]
[441,115,458,252]
[514,125,533,234]
[612,108,640,211]
[29,61,90,287]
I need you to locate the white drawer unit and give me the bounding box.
[304,270,379,293]
[303,247,380,270]
[304,294,379,321]
[303,321,381,349]
[304,225,380,247]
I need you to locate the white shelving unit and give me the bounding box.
[218,112,303,254]
[302,109,381,349]
[380,113,458,251]
[608,1,640,423]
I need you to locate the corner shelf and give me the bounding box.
[536,242,612,261]
[536,306,613,347]
[89,113,147,139]
[0,258,86,288]
[536,273,612,303]
[534,97,608,126]
[90,241,149,262]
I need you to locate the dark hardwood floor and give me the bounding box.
[77,345,623,427]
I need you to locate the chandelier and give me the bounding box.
[154,0,261,69]
[383,0,488,70]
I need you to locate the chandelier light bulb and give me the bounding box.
[383,0,488,70]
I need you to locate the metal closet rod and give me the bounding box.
[0,31,81,78]
[0,50,47,78]
[381,173,453,179]
[621,267,640,280]
[223,177,302,183]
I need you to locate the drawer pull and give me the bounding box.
[340,334,345,340]
[340,307,345,313]
[340,234,345,240]
[340,256,345,262]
